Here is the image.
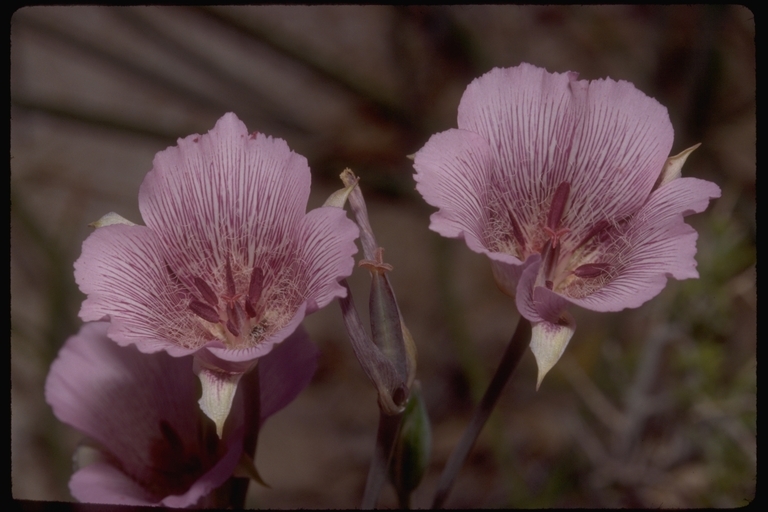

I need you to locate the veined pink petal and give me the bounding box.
[75,224,209,356]
[413,128,498,259]
[139,113,310,286]
[566,177,721,312]
[296,206,360,313]
[456,64,673,252]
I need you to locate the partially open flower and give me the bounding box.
[45,321,318,506]
[413,63,720,386]
[74,113,357,432]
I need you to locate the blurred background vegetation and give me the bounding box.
[11,6,754,508]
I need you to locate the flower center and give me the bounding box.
[186,259,270,348]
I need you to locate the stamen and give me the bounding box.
[193,277,218,306]
[245,299,257,319]
[189,300,220,324]
[540,239,561,282]
[226,302,247,337]
[506,208,526,249]
[577,219,610,249]
[226,318,241,337]
[547,182,570,231]
[573,262,612,279]
[248,267,263,305]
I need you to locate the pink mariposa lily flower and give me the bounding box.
[413,63,720,386]
[45,321,318,506]
[75,113,358,433]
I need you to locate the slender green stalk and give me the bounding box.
[361,411,404,509]
[432,317,531,509]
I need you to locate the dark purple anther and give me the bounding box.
[245,299,257,319]
[573,262,612,279]
[226,318,241,337]
[506,209,526,249]
[193,277,218,306]
[577,219,611,249]
[225,259,237,298]
[226,302,247,337]
[189,300,220,324]
[547,182,571,231]
[248,267,263,305]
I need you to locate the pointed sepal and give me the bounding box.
[196,367,244,438]
[656,143,701,188]
[88,212,136,228]
[234,451,271,488]
[324,170,359,208]
[529,311,576,390]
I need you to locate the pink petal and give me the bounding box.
[567,177,721,312]
[296,206,359,313]
[138,113,311,285]
[258,325,319,422]
[46,322,244,505]
[74,224,206,356]
[413,128,499,259]
[70,462,158,506]
[457,64,674,245]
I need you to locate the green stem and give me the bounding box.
[431,317,531,509]
[361,411,404,509]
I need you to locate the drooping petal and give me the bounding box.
[457,64,674,248]
[45,322,244,506]
[565,177,721,312]
[74,224,208,356]
[296,206,359,313]
[138,113,311,288]
[257,325,319,422]
[69,462,158,506]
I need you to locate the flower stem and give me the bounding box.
[361,410,404,509]
[229,364,262,509]
[431,317,531,509]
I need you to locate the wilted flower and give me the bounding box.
[413,63,720,386]
[75,113,358,432]
[45,321,318,506]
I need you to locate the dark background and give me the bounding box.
[11,6,755,508]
